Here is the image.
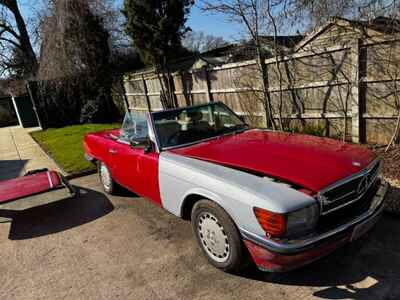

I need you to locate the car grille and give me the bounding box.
[319,159,381,215]
[317,178,381,232]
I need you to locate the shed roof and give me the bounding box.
[295,16,400,52]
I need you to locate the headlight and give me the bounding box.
[254,203,319,238]
[286,204,319,237]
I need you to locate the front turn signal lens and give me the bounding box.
[254,207,286,237]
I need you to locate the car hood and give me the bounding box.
[169,129,376,192]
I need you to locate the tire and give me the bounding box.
[191,199,249,273]
[98,161,116,194]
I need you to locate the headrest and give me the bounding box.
[187,110,203,122]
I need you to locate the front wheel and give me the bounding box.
[98,161,116,194]
[191,200,249,273]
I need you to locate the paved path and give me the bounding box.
[0,126,61,181]
[0,174,399,300]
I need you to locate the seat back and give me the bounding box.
[155,121,181,146]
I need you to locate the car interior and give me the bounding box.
[155,110,215,147]
[108,103,245,150]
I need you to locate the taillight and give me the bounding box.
[254,207,286,237]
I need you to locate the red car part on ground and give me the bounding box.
[0,170,76,211]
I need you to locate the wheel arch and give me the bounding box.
[180,188,235,222]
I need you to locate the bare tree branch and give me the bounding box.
[0,0,37,78]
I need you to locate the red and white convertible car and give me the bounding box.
[84,102,388,273]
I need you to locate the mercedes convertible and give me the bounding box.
[84,102,388,273]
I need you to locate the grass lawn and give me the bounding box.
[31,123,120,176]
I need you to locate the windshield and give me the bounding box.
[152,102,248,149]
[120,111,149,144]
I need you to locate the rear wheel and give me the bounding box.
[98,161,116,194]
[191,199,249,273]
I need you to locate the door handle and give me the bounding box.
[109,149,117,154]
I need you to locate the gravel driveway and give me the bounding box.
[0,174,399,300]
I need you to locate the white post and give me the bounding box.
[11,96,22,127]
[351,39,365,143]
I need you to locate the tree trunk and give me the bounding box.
[3,0,38,78]
[266,0,284,131]
[256,47,276,130]
[156,70,168,109]
[386,113,400,152]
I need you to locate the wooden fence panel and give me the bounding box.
[366,81,400,116]
[367,41,400,82]
[123,39,400,144]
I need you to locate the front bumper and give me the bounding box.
[241,180,389,272]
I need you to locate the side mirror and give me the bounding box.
[129,137,153,153]
[129,139,140,148]
[143,139,153,154]
[144,144,152,154]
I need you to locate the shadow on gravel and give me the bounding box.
[242,214,400,300]
[4,186,114,240]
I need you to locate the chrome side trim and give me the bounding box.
[47,171,53,188]
[241,180,388,255]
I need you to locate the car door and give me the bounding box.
[109,141,161,206]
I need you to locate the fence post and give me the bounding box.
[118,76,130,113]
[142,75,151,111]
[26,81,43,129]
[203,67,213,103]
[351,39,366,143]
[11,96,22,127]
[180,71,192,106]
[261,61,269,128]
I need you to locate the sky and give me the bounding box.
[16,0,306,43]
[17,0,245,42]
[186,3,244,41]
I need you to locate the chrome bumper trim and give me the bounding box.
[241,180,389,255]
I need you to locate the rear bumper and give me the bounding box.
[241,180,388,272]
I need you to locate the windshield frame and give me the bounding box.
[119,110,160,152]
[149,102,249,151]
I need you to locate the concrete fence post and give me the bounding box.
[351,39,366,143]
[11,96,22,127]
[203,67,213,103]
